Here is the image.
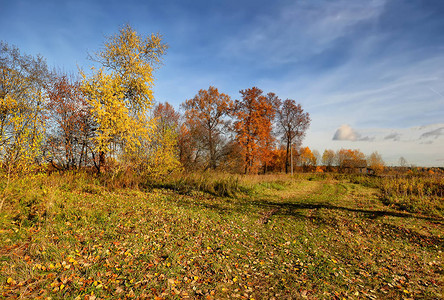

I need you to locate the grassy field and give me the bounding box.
[0,172,442,299]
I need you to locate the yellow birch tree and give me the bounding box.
[81,25,167,173]
[0,42,49,175]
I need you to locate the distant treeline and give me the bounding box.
[0,26,427,178]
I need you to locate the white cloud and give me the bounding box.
[332,124,374,141]
[333,124,359,141]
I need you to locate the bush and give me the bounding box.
[152,172,247,197]
[379,175,444,216]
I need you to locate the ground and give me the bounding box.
[0,173,442,299]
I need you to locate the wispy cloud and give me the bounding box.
[420,127,444,139]
[384,133,401,141]
[223,0,386,65]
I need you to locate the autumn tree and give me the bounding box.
[312,149,320,166]
[267,146,287,173]
[336,148,366,168]
[232,87,276,174]
[299,146,317,171]
[182,86,232,170]
[367,151,385,174]
[260,93,281,174]
[0,42,49,174]
[81,25,167,173]
[45,73,94,170]
[177,122,198,171]
[135,102,182,179]
[322,149,336,169]
[276,98,311,173]
[153,102,180,133]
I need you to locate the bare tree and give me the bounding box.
[276,99,311,173]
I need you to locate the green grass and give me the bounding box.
[0,172,442,299]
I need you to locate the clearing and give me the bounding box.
[0,173,442,299]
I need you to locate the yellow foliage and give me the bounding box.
[299,147,317,167]
[122,118,182,181]
[81,69,153,154]
[0,67,46,175]
[81,25,167,167]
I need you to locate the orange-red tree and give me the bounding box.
[153,102,180,133]
[232,87,276,174]
[276,99,310,173]
[182,86,232,170]
[46,74,94,170]
[336,148,366,168]
[267,146,287,173]
[177,122,197,170]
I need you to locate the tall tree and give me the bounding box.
[232,87,276,174]
[182,86,232,170]
[81,25,167,173]
[45,73,94,170]
[0,42,49,174]
[276,99,311,173]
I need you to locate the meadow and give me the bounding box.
[0,172,442,299]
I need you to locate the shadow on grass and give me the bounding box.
[249,199,444,223]
[170,193,443,223]
[166,194,444,248]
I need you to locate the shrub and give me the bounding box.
[379,175,444,216]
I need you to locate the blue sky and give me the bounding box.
[2,0,444,166]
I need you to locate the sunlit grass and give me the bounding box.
[0,172,442,299]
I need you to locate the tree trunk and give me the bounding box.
[285,136,290,174]
[93,151,106,174]
[208,128,216,170]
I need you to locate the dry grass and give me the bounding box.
[0,172,442,299]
